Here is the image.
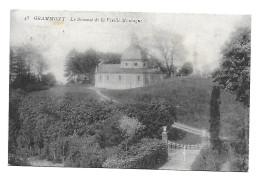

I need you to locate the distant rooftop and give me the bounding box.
[121,45,149,61]
[96,64,162,74]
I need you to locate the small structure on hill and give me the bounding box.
[95,34,164,89]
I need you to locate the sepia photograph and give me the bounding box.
[9,10,250,172]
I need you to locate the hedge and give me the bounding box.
[102,138,168,169]
[15,93,172,167]
[116,99,176,139]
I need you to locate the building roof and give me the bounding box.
[121,45,148,61]
[96,64,163,74]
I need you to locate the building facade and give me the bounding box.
[95,35,164,89]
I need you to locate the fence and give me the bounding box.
[167,140,209,162]
[168,140,205,150]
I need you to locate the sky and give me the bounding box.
[10,10,250,83]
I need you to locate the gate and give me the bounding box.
[167,140,205,161]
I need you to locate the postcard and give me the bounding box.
[9,10,250,172]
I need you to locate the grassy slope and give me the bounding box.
[100,76,248,138]
[28,80,248,140]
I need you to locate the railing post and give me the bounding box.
[162,126,168,144]
[201,129,208,145]
[183,146,186,161]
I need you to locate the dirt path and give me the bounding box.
[88,87,117,103]
[159,149,200,170]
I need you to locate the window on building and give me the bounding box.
[119,75,121,81]
[100,75,102,80]
[125,62,128,67]
[143,63,146,67]
[134,63,138,67]
[137,76,140,81]
[107,75,109,80]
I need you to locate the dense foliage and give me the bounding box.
[177,62,193,76]
[65,49,100,84]
[212,25,250,171]
[101,77,249,171]
[65,49,121,84]
[192,84,249,172]
[118,99,176,138]
[11,87,174,168]
[103,138,168,169]
[213,26,250,108]
[17,95,118,160]
[9,89,27,165]
[10,45,55,92]
[191,142,229,171]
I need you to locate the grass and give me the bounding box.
[28,78,248,142]
[100,76,248,138]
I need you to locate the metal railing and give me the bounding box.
[168,140,206,150]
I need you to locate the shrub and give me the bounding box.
[191,142,229,171]
[94,112,125,149]
[9,89,27,164]
[16,93,127,166]
[64,135,123,168]
[64,135,104,168]
[102,138,168,169]
[117,99,176,138]
[8,153,28,166]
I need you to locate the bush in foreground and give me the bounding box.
[102,138,168,169]
[191,142,229,171]
[117,99,176,139]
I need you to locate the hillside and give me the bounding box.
[100,76,248,138]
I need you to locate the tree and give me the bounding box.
[213,25,250,171]
[143,31,186,78]
[177,62,193,76]
[15,44,42,75]
[65,49,100,84]
[35,57,48,81]
[209,86,221,152]
[10,48,27,83]
[10,45,48,90]
[213,26,250,108]
[42,73,57,86]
